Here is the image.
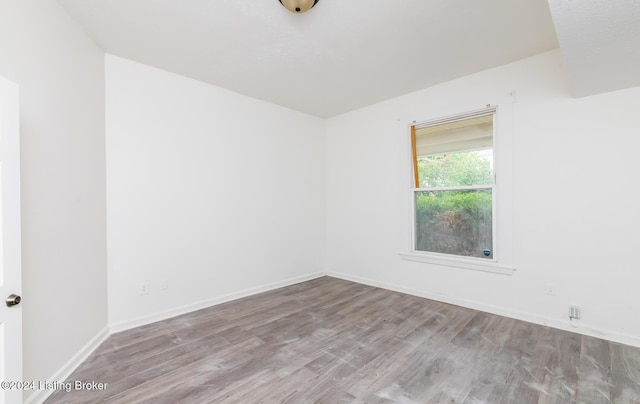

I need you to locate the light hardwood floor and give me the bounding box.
[45,277,640,403]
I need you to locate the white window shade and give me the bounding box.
[414,112,493,156]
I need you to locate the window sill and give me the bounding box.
[399,252,516,276]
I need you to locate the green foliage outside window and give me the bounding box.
[415,150,493,258]
[415,190,492,258]
[417,151,493,188]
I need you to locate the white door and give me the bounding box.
[0,76,22,404]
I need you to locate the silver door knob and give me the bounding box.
[5,294,21,307]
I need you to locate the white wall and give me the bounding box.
[106,55,325,329]
[0,0,108,399]
[325,49,640,346]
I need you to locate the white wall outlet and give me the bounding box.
[546,283,557,296]
[569,305,581,320]
[140,282,149,295]
[161,279,169,291]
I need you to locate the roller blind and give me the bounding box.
[414,110,494,156]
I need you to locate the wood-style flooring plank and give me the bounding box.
[575,335,613,403]
[610,342,640,404]
[44,277,640,404]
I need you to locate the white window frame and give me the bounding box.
[399,97,515,275]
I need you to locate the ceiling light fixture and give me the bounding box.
[279,0,319,13]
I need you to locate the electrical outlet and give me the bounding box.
[140,282,149,295]
[546,284,557,296]
[569,305,581,320]
[161,279,169,291]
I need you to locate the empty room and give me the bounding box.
[1,0,640,403]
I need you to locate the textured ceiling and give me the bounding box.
[58,0,560,117]
[548,0,640,98]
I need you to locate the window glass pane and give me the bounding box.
[415,189,493,259]
[417,149,493,188]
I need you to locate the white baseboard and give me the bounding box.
[109,272,326,333]
[325,270,640,348]
[24,326,110,404]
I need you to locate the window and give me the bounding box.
[411,108,496,260]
